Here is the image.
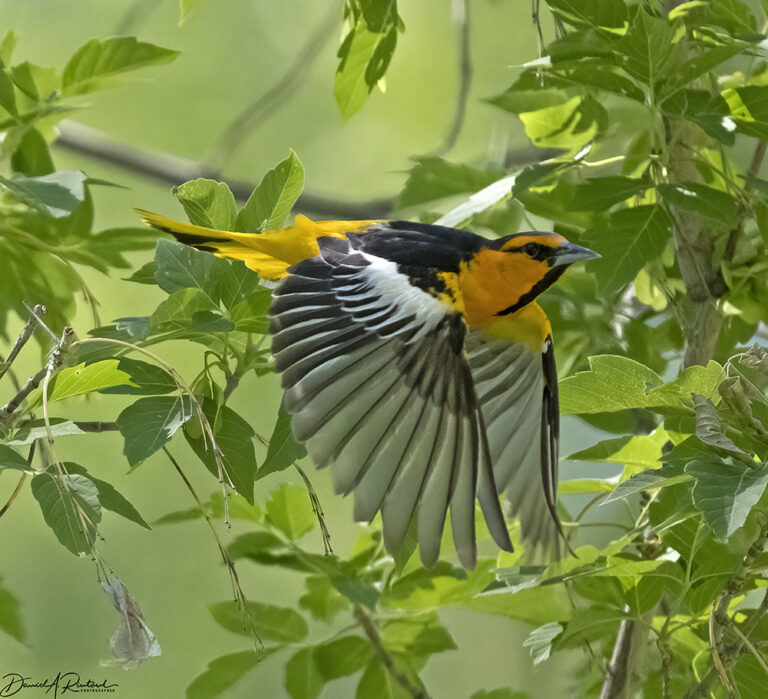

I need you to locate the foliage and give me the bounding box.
[2,1,768,698]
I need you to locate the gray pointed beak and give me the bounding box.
[552,242,601,267]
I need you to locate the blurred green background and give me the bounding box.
[0,1,605,696]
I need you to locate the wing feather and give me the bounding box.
[467,325,563,554]
[271,238,512,568]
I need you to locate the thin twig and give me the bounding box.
[163,447,263,649]
[731,625,768,676]
[293,463,332,555]
[0,473,27,520]
[0,304,46,382]
[354,605,429,699]
[709,599,734,692]
[0,443,34,520]
[430,0,471,157]
[205,4,339,171]
[0,327,75,420]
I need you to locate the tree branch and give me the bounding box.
[54,121,393,220]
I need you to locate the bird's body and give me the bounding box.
[139,210,599,569]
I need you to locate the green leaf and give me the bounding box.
[31,472,101,555]
[586,204,671,295]
[559,355,662,415]
[0,170,86,218]
[0,576,24,643]
[315,636,373,680]
[100,358,177,396]
[230,290,270,334]
[723,85,768,140]
[469,691,527,699]
[50,360,134,401]
[557,607,627,647]
[646,362,723,408]
[0,445,32,472]
[125,261,157,285]
[236,150,304,233]
[8,418,87,445]
[179,0,203,25]
[264,484,315,540]
[335,15,398,119]
[487,87,570,115]
[396,157,504,210]
[672,41,751,89]
[209,600,308,642]
[611,9,680,86]
[687,459,768,539]
[566,433,664,471]
[218,261,263,311]
[11,128,55,176]
[0,66,18,116]
[154,238,229,306]
[601,464,690,504]
[693,395,748,458]
[285,647,325,699]
[149,288,217,333]
[571,177,649,212]
[465,584,571,625]
[116,395,194,467]
[356,659,410,699]
[662,89,735,145]
[299,576,350,622]
[258,403,307,479]
[186,650,270,699]
[62,463,150,529]
[547,0,628,29]
[523,622,563,665]
[0,31,17,64]
[62,37,179,95]
[174,178,237,230]
[558,479,616,494]
[10,61,59,100]
[184,400,257,504]
[733,655,768,699]
[518,96,605,150]
[381,614,457,656]
[657,183,737,226]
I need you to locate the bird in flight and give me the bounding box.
[139,210,599,569]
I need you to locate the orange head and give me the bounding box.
[459,232,599,326]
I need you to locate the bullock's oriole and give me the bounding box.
[138,210,599,569]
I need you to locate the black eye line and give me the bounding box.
[503,242,553,259]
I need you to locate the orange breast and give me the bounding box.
[458,249,550,326]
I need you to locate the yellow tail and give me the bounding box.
[137,209,380,280]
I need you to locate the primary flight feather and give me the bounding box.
[139,210,599,569]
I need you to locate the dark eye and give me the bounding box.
[523,242,541,257]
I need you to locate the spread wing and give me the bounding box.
[270,237,513,569]
[465,323,563,553]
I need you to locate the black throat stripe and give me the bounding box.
[496,266,567,316]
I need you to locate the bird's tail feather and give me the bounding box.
[137,209,380,281]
